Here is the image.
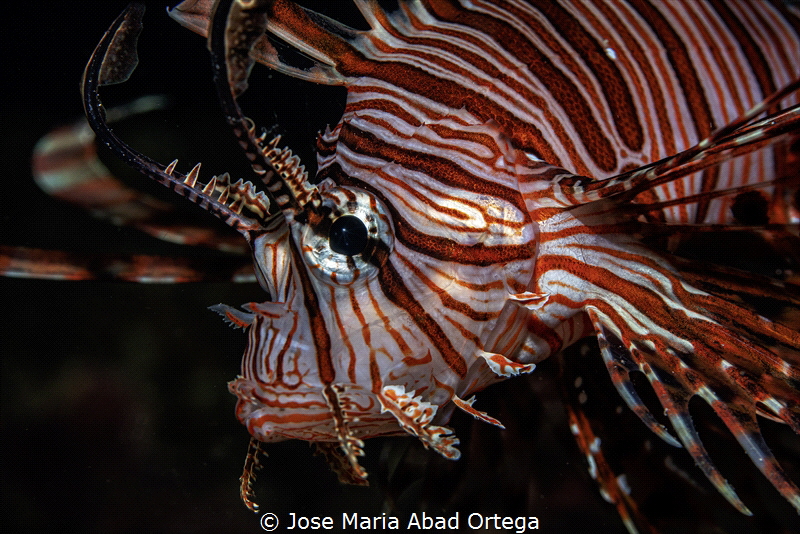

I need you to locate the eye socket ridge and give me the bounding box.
[299,186,394,286]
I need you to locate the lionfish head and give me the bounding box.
[159,0,546,467]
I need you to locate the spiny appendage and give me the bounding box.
[170,0,352,84]
[81,6,270,239]
[566,404,652,534]
[587,310,681,449]
[550,78,800,207]
[673,255,800,314]
[621,81,799,203]
[585,300,800,515]
[313,443,370,487]
[240,436,265,512]
[432,376,505,428]
[507,291,550,310]
[378,385,460,460]
[221,113,324,218]
[450,395,505,428]
[321,384,368,484]
[209,302,256,329]
[203,0,324,219]
[164,159,271,220]
[245,122,324,216]
[479,350,537,377]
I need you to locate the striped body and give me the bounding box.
[164,0,800,520]
[321,0,798,223]
[30,0,798,528]
[181,0,800,450]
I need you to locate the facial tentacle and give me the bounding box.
[321,383,368,483]
[81,3,270,240]
[207,0,326,223]
[239,437,265,512]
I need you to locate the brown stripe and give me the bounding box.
[768,0,800,37]
[337,125,525,207]
[627,0,720,222]
[709,0,775,97]
[398,254,496,321]
[592,0,676,159]
[376,249,468,377]
[422,0,618,172]
[530,0,643,152]
[525,313,565,356]
[628,0,715,138]
[367,1,567,168]
[288,237,335,384]
[329,39,559,166]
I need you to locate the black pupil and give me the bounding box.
[329,215,369,256]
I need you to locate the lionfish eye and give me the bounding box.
[300,187,393,286]
[329,215,369,256]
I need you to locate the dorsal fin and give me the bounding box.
[170,0,373,85]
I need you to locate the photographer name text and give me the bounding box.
[279,512,538,532]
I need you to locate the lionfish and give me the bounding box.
[6,0,799,530]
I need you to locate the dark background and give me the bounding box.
[2,2,799,532]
